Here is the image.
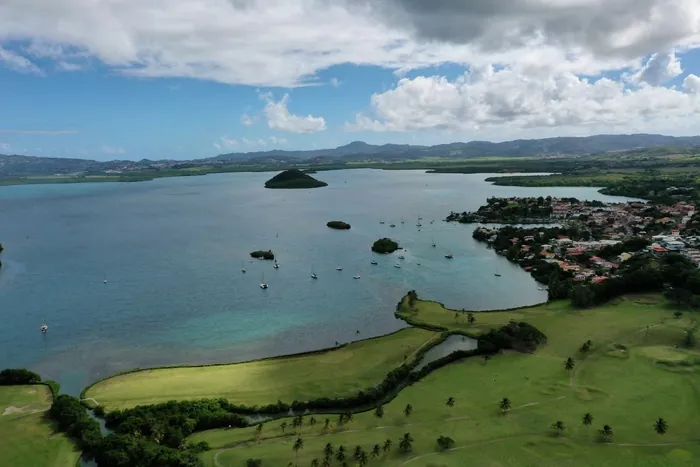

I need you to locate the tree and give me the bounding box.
[599,425,613,442]
[500,397,511,413]
[654,417,668,435]
[353,446,363,461]
[483,354,491,365]
[446,397,455,409]
[321,459,331,467]
[565,357,575,371]
[293,437,304,466]
[399,433,414,453]
[280,421,287,433]
[468,313,476,325]
[246,460,262,467]
[371,444,381,459]
[552,421,565,435]
[579,341,591,354]
[359,451,369,467]
[436,435,455,451]
[335,446,346,463]
[374,405,384,419]
[582,413,593,426]
[255,423,264,442]
[343,412,354,424]
[309,416,316,427]
[382,439,392,453]
[404,404,413,417]
[293,415,304,431]
[310,459,319,467]
[323,442,334,459]
[323,418,331,432]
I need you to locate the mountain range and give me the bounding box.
[2,133,700,177]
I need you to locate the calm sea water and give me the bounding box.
[0,170,640,395]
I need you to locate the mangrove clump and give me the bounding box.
[250,250,275,260]
[372,238,400,254]
[327,221,351,230]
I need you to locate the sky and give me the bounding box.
[1,0,700,161]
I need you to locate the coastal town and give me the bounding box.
[448,197,700,295]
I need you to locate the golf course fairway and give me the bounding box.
[186,294,700,466]
[0,385,80,467]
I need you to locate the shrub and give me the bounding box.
[0,368,41,385]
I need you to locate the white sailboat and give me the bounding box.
[273,259,280,269]
[40,323,48,333]
[241,260,247,273]
[311,265,318,279]
[353,274,361,279]
[336,266,343,271]
[260,273,268,289]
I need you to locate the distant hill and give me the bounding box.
[264,169,328,189]
[3,134,700,177]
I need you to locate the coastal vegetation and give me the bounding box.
[264,169,328,189]
[326,220,351,230]
[250,250,275,260]
[371,238,400,254]
[0,378,80,467]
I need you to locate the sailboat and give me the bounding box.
[336,266,343,271]
[353,274,361,279]
[445,252,454,259]
[370,260,378,265]
[401,217,405,224]
[273,259,280,269]
[241,260,247,273]
[311,265,318,279]
[260,273,268,289]
[394,264,402,268]
[431,238,436,248]
[494,270,502,277]
[40,323,48,333]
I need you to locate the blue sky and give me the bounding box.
[1,1,700,161]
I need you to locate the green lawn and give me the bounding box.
[0,385,80,467]
[192,295,700,466]
[85,327,438,411]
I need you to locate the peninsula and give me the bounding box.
[264,169,328,189]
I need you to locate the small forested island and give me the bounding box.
[250,250,275,260]
[372,237,400,253]
[264,169,328,189]
[327,220,351,230]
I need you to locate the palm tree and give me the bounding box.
[399,433,414,453]
[582,413,593,426]
[483,354,491,365]
[468,313,476,324]
[374,405,384,419]
[337,414,345,427]
[359,450,369,466]
[565,357,575,371]
[321,459,331,467]
[371,444,381,459]
[344,412,354,424]
[404,403,413,417]
[255,423,263,442]
[293,437,304,466]
[323,442,334,459]
[552,420,565,435]
[310,459,319,467]
[323,418,331,432]
[309,416,316,427]
[335,445,346,463]
[383,439,393,453]
[446,397,455,409]
[500,397,511,413]
[599,425,613,442]
[654,417,668,435]
[353,446,363,461]
[293,415,304,431]
[281,421,288,433]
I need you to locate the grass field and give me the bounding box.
[191,295,700,466]
[85,327,438,411]
[0,385,80,467]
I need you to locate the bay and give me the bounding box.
[0,169,640,395]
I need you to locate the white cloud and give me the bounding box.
[269,136,287,145]
[213,143,221,150]
[347,66,700,135]
[240,113,256,126]
[263,94,327,134]
[0,47,42,74]
[101,144,126,155]
[1,0,698,87]
[628,52,683,85]
[216,136,239,149]
[684,74,700,93]
[241,137,268,148]
[330,77,341,88]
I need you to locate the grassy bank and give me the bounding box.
[84,327,438,411]
[192,294,700,466]
[0,385,80,467]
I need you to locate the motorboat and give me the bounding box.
[380,221,385,224]
[353,275,361,279]
[260,273,268,289]
[495,273,502,277]
[394,264,402,268]
[445,253,454,259]
[398,255,405,259]
[336,266,343,271]
[390,224,396,228]
[370,260,378,265]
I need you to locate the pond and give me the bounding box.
[414,334,479,372]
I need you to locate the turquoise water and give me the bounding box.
[0,169,639,395]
